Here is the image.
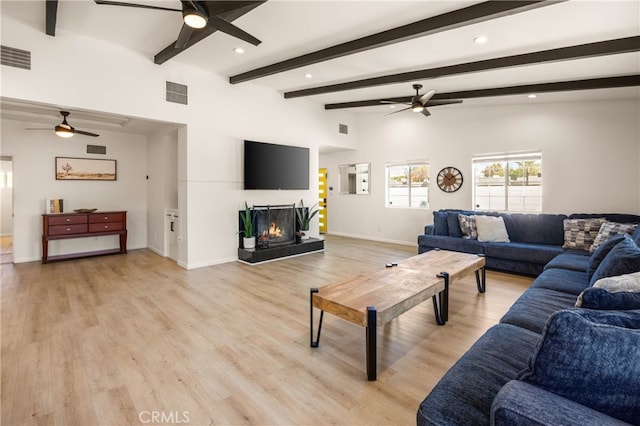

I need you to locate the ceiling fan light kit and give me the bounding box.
[55,125,74,138]
[183,3,208,29]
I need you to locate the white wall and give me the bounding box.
[1,13,356,267]
[321,99,640,245]
[1,120,148,262]
[146,130,179,255]
[0,159,13,236]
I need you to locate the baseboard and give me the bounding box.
[325,231,417,247]
[183,256,238,270]
[147,246,166,257]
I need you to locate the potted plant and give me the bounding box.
[240,202,256,249]
[295,199,319,240]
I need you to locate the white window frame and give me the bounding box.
[385,161,430,209]
[472,151,542,212]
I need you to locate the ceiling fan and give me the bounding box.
[94,0,262,49]
[26,111,100,138]
[382,84,463,117]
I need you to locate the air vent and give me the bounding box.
[1,45,31,70]
[166,81,188,105]
[87,145,106,155]
[338,124,348,134]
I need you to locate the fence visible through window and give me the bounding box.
[386,162,429,209]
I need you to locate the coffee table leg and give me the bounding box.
[366,306,377,381]
[310,288,324,348]
[436,272,450,323]
[475,267,486,293]
[432,294,445,325]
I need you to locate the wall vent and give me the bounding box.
[166,81,188,105]
[87,145,106,155]
[1,45,31,70]
[338,124,348,134]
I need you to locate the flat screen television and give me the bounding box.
[244,140,309,190]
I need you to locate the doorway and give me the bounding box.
[318,168,327,234]
[1,156,14,264]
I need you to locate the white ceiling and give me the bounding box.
[1,0,639,129]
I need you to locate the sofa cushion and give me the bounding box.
[500,287,581,334]
[586,234,626,281]
[528,268,590,295]
[501,213,566,245]
[543,250,590,272]
[432,210,449,236]
[562,217,606,251]
[634,226,640,245]
[492,380,632,426]
[518,309,640,425]
[417,235,485,255]
[590,221,638,252]
[575,287,640,310]
[416,324,540,426]
[589,234,640,286]
[458,214,477,239]
[476,215,510,242]
[484,242,563,265]
[446,211,467,238]
[569,213,640,224]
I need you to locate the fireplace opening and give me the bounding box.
[254,204,296,247]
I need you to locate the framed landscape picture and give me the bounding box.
[55,157,117,181]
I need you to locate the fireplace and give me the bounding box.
[254,204,296,248]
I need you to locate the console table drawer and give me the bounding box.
[49,224,89,236]
[90,213,124,223]
[89,222,123,232]
[48,215,88,226]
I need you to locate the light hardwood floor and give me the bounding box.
[1,235,532,425]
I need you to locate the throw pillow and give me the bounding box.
[562,218,606,251]
[575,287,640,310]
[586,233,626,281]
[458,214,477,239]
[590,222,638,252]
[593,271,640,293]
[475,215,510,243]
[633,225,640,245]
[589,234,640,286]
[518,309,640,424]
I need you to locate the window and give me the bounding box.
[385,162,429,208]
[472,152,542,212]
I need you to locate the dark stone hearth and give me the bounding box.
[238,238,324,264]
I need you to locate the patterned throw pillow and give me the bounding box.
[458,214,477,239]
[562,218,606,251]
[590,222,639,252]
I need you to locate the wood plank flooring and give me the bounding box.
[1,235,532,425]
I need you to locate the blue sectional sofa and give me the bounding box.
[416,214,640,426]
[418,209,640,276]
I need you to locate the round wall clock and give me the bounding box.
[437,167,463,193]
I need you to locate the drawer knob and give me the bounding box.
[104,216,109,219]
[104,225,109,229]
[66,228,71,231]
[66,218,71,222]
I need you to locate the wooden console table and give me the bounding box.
[42,211,127,263]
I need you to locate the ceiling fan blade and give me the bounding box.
[421,108,431,117]
[418,89,436,105]
[175,24,194,49]
[93,0,181,12]
[207,15,261,46]
[426,99,463,107]
[384,106,411,116]
[380,100,410,105]
[25,128,51,131]
[74,130,100,137]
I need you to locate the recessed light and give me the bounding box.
[474,35,488,44]
[233,47,245,54]
[389,105,396,109]
[304,73,313,79]
[528,94,537,99]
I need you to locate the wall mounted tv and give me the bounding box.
[244,140,309,190]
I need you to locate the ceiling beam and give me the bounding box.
[45,0,58,36]
[286,36,640,99]
[154,1,266,65]
[229,0,563,84]
[323,75,640,109]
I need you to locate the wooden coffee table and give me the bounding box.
[310,249,486,380]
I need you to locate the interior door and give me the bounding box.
[318,168,327,234]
